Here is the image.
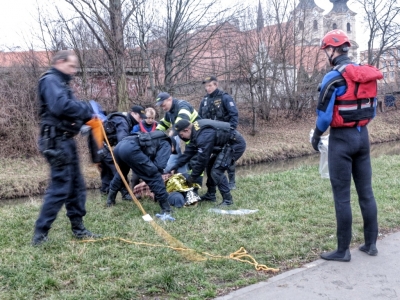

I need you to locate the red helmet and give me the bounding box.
[320,29,351,49]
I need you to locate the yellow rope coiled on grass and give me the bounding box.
[88,123,279,272]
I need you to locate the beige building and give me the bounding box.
[294,0,358,61]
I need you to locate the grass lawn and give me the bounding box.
[1,154,400,299]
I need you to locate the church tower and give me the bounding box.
[323,0,358,60]
[293,0,325,45]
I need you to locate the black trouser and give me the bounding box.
[100,150,116,193]
[206,134,246,194]
[34,136,86,234]
[109,138,171,212]
[329,126,378,251]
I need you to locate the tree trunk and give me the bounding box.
[110,0,128,110]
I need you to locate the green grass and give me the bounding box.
[1,155,400,299]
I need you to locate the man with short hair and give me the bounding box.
[33,50,101,246]
[106,130,174,221]
[199,76,239,190]
[156,92,200,133]
[171,119,246,206]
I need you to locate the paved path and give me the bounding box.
[216,231,400,300]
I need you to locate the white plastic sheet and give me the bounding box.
[310,129,330,179]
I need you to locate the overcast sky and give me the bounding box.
[0,0,363,51]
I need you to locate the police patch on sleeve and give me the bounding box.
[229,102,235,106]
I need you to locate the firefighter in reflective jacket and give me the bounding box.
[155,92,200,132]
[311,30,383,262]
[106,131,174,220]
[170,119,246,206]
[199,76,239,190]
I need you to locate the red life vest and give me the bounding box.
[139,121,157,133]
[331,64,383,128]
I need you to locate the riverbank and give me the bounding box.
[1,154,400,299]
[1,109,400,199]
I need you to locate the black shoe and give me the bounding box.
[218,192,233,206]
[120,187,132,201]
[228,182,237,190]
[359,244,378,256]
[32,232,49,246]
[106,189,118,207]
[320,249,351,262]
[121,192,132,201]
[200,192,216,202]
[70,218,101,239]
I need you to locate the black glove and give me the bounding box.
[311,127,324,152]
[229,127,236,140]
[186,175,195,185]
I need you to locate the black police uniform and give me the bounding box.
[100,113,138,197]
[107,132,172,213]
[199,88,239,189]
[174,120,246,205]
[33,67,100,245]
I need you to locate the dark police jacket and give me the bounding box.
[175,119,232,178]
[105,112,138,146]
[157,99,200,131]
[199,88,238,129]
[38,67,93,135]
[126,131,171,172]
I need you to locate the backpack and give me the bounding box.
[103,112,132,146]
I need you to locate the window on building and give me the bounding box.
[299,21,304,30]
[382,61,386,68]
[383,72,387,78]
[333,23,337,29]
[397,49,400,57]
[313,20,318,30]
[390,61,394,67]
[382,52,386,58]
[347,23,351,32]
[397,60,400,68]
[390,71,394,78]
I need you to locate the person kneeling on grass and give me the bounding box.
[169,119,246,206]
[106,131,174,221]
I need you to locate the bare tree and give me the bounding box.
[356,0,400,67]
[153,0,233,93]
[64,0,136,110]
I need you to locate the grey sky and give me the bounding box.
[1,0,363,51]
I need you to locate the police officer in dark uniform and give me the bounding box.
[311,30,383,261]
[199,76,239,190]
[106,131,174,220]
[32,50,101,246]
[170,119,246,206]
[100,106,147,199]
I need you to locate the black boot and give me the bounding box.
[219,192,233,206]
[359,230,378,256]
[200,191,216,202]
[106,189,118,207]
[70,217,101,239]
[120,187,132,201]
[32,231,49,246]
[320,248,351,262]
[228,173,236,190]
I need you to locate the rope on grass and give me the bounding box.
[96,123,279,272]
[79,238,279,272]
